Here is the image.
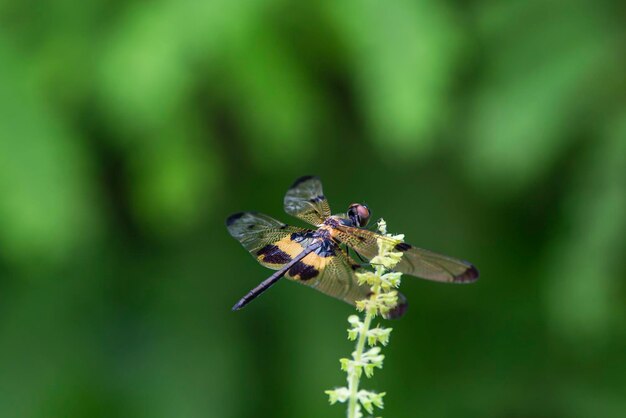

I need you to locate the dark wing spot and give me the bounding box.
[225,212,245,227]
[288,261,319,281]
[257,245,292,264]
[290,175,319,188]
[394,242,412,252]
[453,264,480,283]
[384,292,408,320]
[309,195,325,203]
[356,235,366,242]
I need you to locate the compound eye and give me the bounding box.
[348,203,371,227]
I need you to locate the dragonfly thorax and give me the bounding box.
[324,216,354,228]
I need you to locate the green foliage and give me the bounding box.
[0,0,624,417]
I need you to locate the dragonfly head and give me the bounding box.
[347,203,371,228]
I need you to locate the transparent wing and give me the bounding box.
[283,175,331,226]
[286,243,408,318]
[226,212,313,270]
[333,225,479,283]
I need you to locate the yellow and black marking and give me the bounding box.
[256,244,292,265]
[255,228,339,283]
[286,250,335,281]
[290,234,337,276]
[256,233,307,268]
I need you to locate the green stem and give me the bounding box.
[347,311,373,418]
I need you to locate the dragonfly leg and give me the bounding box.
[345,245,371,267]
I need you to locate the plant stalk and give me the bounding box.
[347,311,373,418]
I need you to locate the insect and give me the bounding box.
[226,176,479,318]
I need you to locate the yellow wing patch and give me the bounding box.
[285,252,333,281]
[255,236,308,269]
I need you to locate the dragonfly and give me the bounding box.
[226,176,479,318]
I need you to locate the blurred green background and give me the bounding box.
[1,1,625,417]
